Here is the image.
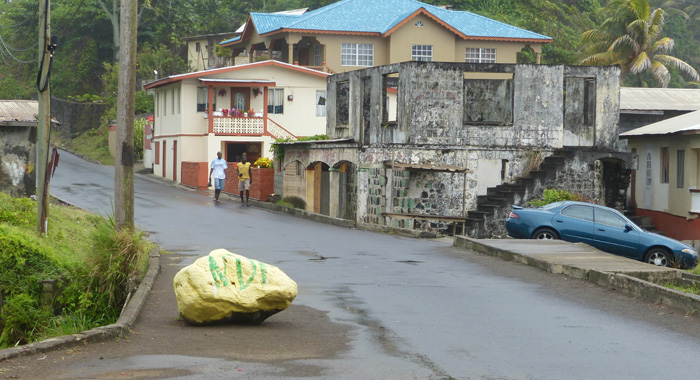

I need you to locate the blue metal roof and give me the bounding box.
[230,0,551,42]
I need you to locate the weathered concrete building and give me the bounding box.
[0,100,39,197]
[275,62,633,237]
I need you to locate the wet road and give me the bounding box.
[10,150,700,379]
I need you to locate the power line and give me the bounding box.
[54,0,87,39]
[0,32,35,64]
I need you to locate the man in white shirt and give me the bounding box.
[209,151,227,202]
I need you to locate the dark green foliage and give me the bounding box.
[0,294,49,347]
[0,224,62,347]
[1,0,699,102]
[0,193,34,228]
[0,74,32,100]
[136,44,191,85]
[282,196,307,209]
[528,188,591,207]
[135,91,154,114]
[0,195,151,348]
[0,225,61,296]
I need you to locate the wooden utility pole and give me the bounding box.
[37,0,51,235]
[115,0,137,230]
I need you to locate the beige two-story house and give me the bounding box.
[219,0,552,73]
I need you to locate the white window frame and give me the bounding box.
[197,87,213,112]
[412,45,433,62]
[316,90,326,117]
[341,43,374,67]
[465,47,496,63]
[268,88,284,114]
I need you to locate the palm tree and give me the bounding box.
[581,0,699,87]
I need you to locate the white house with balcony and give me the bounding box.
[143,60,330,188]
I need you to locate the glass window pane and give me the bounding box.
[595,209,626,228]
[316,90,326,117]
[561,205,593,221]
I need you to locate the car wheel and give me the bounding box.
[532,228,558,240]
[644,248,673,267]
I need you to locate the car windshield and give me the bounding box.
[539,201,565,211]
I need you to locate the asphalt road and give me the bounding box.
[4,151,700,380]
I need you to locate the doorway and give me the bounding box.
[313,162,330,215]
[226,142,247,162]
[225,142,262,163]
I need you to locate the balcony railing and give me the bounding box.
[212,116,264,135]
[267,119,296,139]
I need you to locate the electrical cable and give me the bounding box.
[0,33,36,63]
[36,0,55,93]
[54,0,87,40]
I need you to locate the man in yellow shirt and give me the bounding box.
[237,154,253,207]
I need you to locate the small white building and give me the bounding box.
[143,60,330,188]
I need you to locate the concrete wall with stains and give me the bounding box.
[0,126,37,197]
[327,62,621,150]
[279,62,628,235]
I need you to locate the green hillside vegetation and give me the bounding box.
[0,194,151,348]
[0,0,698,101]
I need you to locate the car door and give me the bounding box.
[592,208,640,258]
[553,205,595,244]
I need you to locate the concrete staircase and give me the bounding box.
[464,150,574,238]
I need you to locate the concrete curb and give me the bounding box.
[455,236,700,316]
[0,247,161,361]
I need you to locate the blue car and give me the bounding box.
[505,201,699,269]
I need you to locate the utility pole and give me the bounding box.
[37,0,51,235]
[115,0,137,230]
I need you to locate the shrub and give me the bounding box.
[0,293,48,347]
[0,194,152,347]
[85,217,151,319]
[253,157,273,169]
[134,91,154,114]
[134,118,146,160]
[275,199,294,208]
[529,188,588,207]
[282,196,306,209]
[0,225,62,296]
[0,193,34,228]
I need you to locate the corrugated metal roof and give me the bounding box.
[620,87,700,112]
[224,0,551,45]
[199,79,275,84]
[620,109,700,137]
[0,100,38,124]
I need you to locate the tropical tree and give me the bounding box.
[581,0,699,87]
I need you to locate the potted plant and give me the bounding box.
[247,108,255,117]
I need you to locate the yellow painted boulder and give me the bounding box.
[173,249,297,325]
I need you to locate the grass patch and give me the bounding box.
[281,196,306,209]
[53,124,115,165]
[275,199,294,208]
[0,193,152,348]
[664,283,700,296]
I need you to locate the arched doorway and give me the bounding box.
[335,161,356,220]
[310,161,330,215]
